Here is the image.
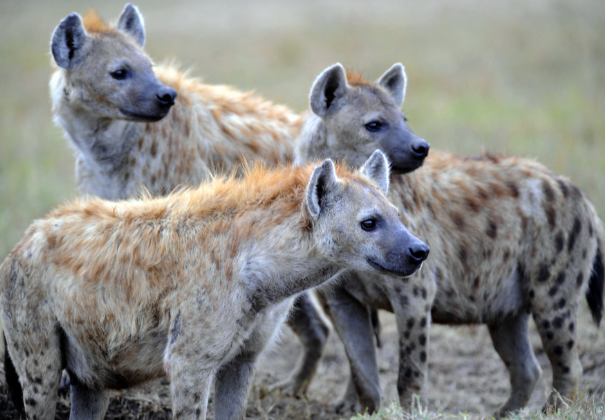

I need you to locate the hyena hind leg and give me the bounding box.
[488,311,543,419]
[2,324,63,420]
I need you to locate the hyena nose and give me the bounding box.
[412,140,430,159]
[156,88,177,107]
[408,243,430,263]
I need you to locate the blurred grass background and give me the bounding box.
[1,0,604,264]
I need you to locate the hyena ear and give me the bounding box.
[376,63,407,108]
[306,159,340,219]
[51,13,88,69]
[309,63,349,118]
[359,150,390,195]
[117,3,146,47]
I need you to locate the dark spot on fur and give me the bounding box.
[543,180,555,202]
[170,311,182,345]
[413,287,420,297]
[421,288,427,299]
[553,346,563,356]
[589,222,594,237]
[555,232,564,254]
[569,322,575,332]
[196,408,201,418]
[420,351,427,363]
[546,331,554,340]
[403,331,410,339]
[458,248,467,263]
[568,217,582,252]
[466,197,481,213]
[555,272,566,285]
[419,334,426,346]
[25,398,36,407]
[472,277,480,289]
[576,273,584,287]
[407,318,415,329]
[557,179,569,198]
[420,317,427,328]
[537,264,550,282]
[529,290,535,299]
[435,267,443,281]
[548,286,558,297]
[542,320,551,329]
[507,181,519,198]
[552,317,564,329]
[405,368,413,378]
[557,298,566,309]
[582,248,587,259]
[545,207,556,230]
[486,220,498,239]
[451,212,465,229]
[468,294,476,302]
[414,371,420,377]
[150,141,158,157]
[567,340,574,349]
[503,250,510,263]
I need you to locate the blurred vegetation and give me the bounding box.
[1,0,604,259]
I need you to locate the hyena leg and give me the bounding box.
[69,374,110,420]
[533,301,582,411]
[385,275,435,408]
[215,301,291,420]
[321,276,382,413]
[273,292,330,396]
[488,312,543,418]
[1,314,63,419]
[169,361,214,420]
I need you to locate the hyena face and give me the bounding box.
[307,151,429,277]
[51,4,176,122]
[308,63,429,173]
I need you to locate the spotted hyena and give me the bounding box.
[50,3,431,394]
[1,152,430,420]
[289,63,605,417]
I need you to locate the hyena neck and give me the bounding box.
[390,170,431,221]
[242,227,346,312]
[294,114,327,165]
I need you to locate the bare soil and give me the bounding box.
[2,304,604,419]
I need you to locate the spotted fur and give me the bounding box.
[293,69,605,418]
[1,154,428,420]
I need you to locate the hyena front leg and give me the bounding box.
[69,374,110,420]
[385,272,436,408]
[320,274,382,414]
[273,293,330,396]
[169,359,214,420]
[215,301,291,420]
[487,311,543,418]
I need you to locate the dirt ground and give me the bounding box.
[2,302,604,420]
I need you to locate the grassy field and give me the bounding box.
[0,0,604,419]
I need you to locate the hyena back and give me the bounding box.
[1,152,429,420]
[292,65,605,417]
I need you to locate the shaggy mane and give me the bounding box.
[82,9,114,34]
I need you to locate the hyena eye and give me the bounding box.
[110,69,128,80]
[365,121,383,132]
[360,218,377,231]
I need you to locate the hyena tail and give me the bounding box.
[3,333,24,416]
[586,245,604,327]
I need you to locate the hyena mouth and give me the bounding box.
[366,258,421,278]
[119,108,169,122]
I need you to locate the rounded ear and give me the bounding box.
[376,63,407,108]
[51,13,87,69]
[117,3,146,47]
[359,150,390,195]
[306,159,339,219]
[309,63,349,118]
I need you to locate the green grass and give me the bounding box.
[349,393,605,420]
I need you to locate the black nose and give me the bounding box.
[411,141,430,159]
[408,243,430,263]
[156,87,177,107]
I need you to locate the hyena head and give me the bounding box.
[306,150,429,277]
[307,63,429,174]
[51,4,176,122]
